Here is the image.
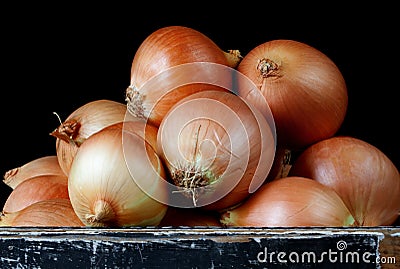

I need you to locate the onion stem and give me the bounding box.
[257,58,279,77]
[50,118,81,146]
[223,49,242,69]
[85,200,115,227]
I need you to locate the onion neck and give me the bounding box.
[0,212,12,226]
[3,168,19,187]
[85,200,116,227]
[223,49,242,69]
[125,85,146,120]
[257,58,279,78]
[50,119,82,146]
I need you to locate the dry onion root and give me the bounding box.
[67,120,169,227]
[3,155,65,189]
[0,199,84,227]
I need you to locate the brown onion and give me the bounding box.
[0,198,84,227]
[50,99,127,175]
[125,25,236,127]
[237,39,348,150]
[220,176,356,227]
[289,136,400,226]
[157,90,276,211]
[68,120,168,227]
[3,155,65,189]
[3,174,69,213]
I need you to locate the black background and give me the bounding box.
[1,4,398,212]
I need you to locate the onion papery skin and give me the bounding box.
[126,25,234,127]
[3,174,69,213]
[220,176,356,227]
[289,136,400,226]
[237,39,348,150]
[68,121,168,227]
[3,155,65,189]
[265,147,292,181]
[0,199,84,227]
[157,90,276,211]
[50,99,127,176]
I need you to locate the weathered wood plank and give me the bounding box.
[0,227,398,268]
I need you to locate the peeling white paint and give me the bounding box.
[92,240,98,255]
[1,257,20,262]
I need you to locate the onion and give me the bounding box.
[0,199,84,227]
[159,207,222,227]
[125,25,238,127]
[3,155,65,189]
[220,176,356,227]
[289,136,400,226]
[50,99,127,175]
[157,90,276,211]
[68,120,168,227]
[2,174,69,213]
[237,39,348,150]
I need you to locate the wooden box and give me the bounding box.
[0,226,398,268]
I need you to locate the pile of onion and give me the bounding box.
[1,25,399,229]
[0,155,80,226]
